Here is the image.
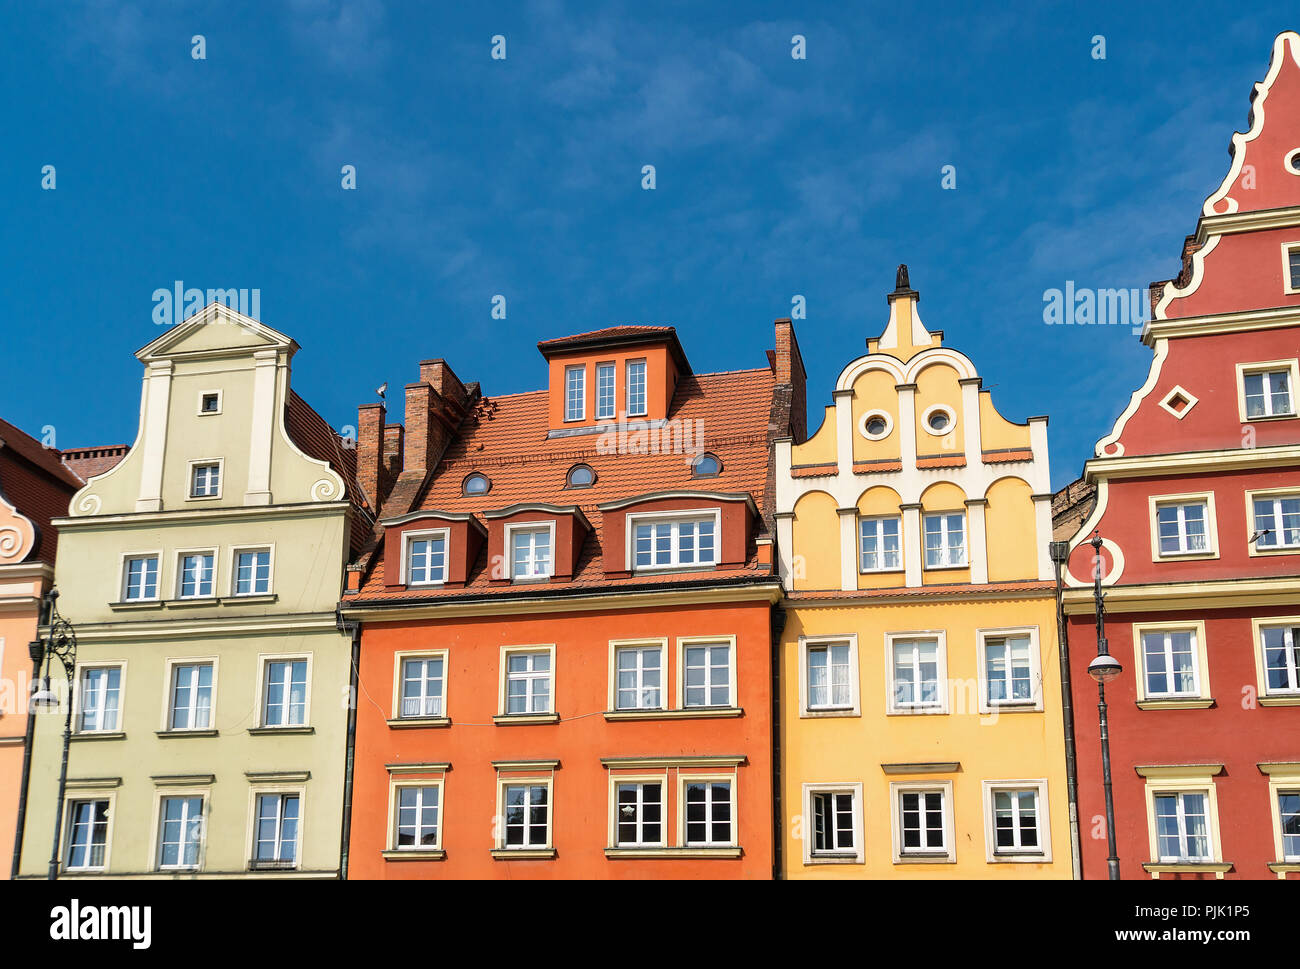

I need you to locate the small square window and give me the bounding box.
[199,392,221,414]
[190,462,221,498]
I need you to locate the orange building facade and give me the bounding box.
[341,323,804,878]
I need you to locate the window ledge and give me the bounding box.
[381,849,446,862]
[109,600,164,611]
[989,852,1049,863]
[807,852,862,865]
[1240,413,1297,422]
[604,847,741,859]
[247,860,300,872]
[71,731,126,742]
[1143,862,1232,877]
[493,713,560,726]
[886,707,948,717]
[155,729,219,739]
[221,594,278,605]
[386,717,451,729]
[490,848,556,860]
[894,852,955,864]
[247,726,314,736]
[800,708,860,719]
[1136,698,1216,710]
[1267,862,1300,876]
[604,707,743,721]
[632,565,718,576]
[1152,553,1219,562]
[167,597,221,608]
[1258,695,1300,707]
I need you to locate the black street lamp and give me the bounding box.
[28,589,77,881]
[1085,533,1122,880]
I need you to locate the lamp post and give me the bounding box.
[28,589,77,881]
[1085,533,1122,880]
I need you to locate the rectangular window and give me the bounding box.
[510,525,553,580]
[807,642,852,710]
[1154,792,1211,862]
[78,666,121,733]
[1141,629,1200,697]
[923,512,966,568]
[632,515,716,569]
[1261,625,1300,694]
[64,799,110,871]
[234,549,272,595]
[252,793,299,867]
[169,663,214,730]
[505,650,552,714]
[565,365,585,421]
[615,782,662,846]
[1253,494,1300,550]
[892,637,942,711]
[1243,369,1294,418]
[812,791,855,855]
[262,659,307,727]
[200,392,220,414]
[626,360,647,417]
[992,789,1042,855]
[1280,791,1300,862]
[683,641,731,708]
[503,784,549,848]
[400,656,445,718]
[985,635,1033,705]
[596,363,616,420]
[157,796,204,869]
[396,785,441,849]
[178,552,215,598]
[123,555,159,601]
[190,462,220,498]
[615,645,662,710]
[684,781,732,846]
[859,516,902,572]
[406,532,446,585]
[1289,245,1300,291]
[899,790,946,854]
[1155,501,1209,555]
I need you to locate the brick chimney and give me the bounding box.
[404,359,473,473]
[382,424,404,489]
[772,318,807,443]
[356,402,386,512]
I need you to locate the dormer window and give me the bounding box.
[404,530,448,585]
[462,473,491,496]
[566,464,596,488]
[626,360,647,417]
[630,511,718,570]
[507,522,555,580]
[596,363,616,420]
[691,453,721,477]
[565,365,586,421]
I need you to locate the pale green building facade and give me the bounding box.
[18,303,369,879]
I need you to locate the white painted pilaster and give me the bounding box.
[966,498,988,585]
[245,348,279,505]
[135,360,173,512]
[896,384,917,469]
[833,389,854,474]
[776,512,795,587]
[960,377,982,466]
[837,507,858,591]
[1032,494,1054,580]
[901,503,922,587]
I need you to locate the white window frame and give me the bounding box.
[609,774,668,848]
[627,508,721,572]
[595,361,616,420]
[392,649,450,720]
[256,653,312,729]
[608,638,667,712]
[1152,791,1214,863]
[504,520,556,581]
[1131,620,1211,705]
[920,403,956,437]
[885,631,949,715]
[62,793,116,873]
[119,550,162,603]
[152,789,209,872]
[858,409,893,441]
[678,773,737,848]
[174,547,218,600]
[798,634,860,717]
[1149,493,1219,560]
[230,545,274,597]
[1252,618,1300,700]
[160,656,219,732]
[197,389,223,416]
[1235,358,1299,421]
[187,458,224,500]
[801,782,864,865]
[498,644,556,716]
[1246,487,1300,555]
[564,364,586,421]
[1138,767,1224,868]
[626,359,648,417]
[859,515,903,573]
[981,779,1051,863]
[1285,242,1300,294]
[74,661,126,734]
[400,528,450,586]
[388,779,444,852]
[246,786,305,870]
[1264,766,1300,865]
[496,775,554,850]
[976,627,1043,713]
[922,511,967,569]
[676,635,737,710]
[890,780,955,863]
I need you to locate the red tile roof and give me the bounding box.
[853,460,903,474]
[536,325,677,348]
[348,368,778,601]
[982,448,1034,464]
[790,462,838,479]
[284,390,375,554]
[0,418,82,565]
[788,581,1054,601]
[916,454,967,469]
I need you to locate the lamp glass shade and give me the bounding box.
[30,678,59,709]
[1087,654,1123,684]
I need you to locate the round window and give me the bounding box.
[866,416,888,436]
[928,411,950,432]
[462,473,490,495]
[692,453,722,477]
[922,405,955,437]
[566,464,595,488]
[858,410,893,441]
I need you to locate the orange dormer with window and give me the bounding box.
[538,326,691,435]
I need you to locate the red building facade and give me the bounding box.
[1061,31,1300,879]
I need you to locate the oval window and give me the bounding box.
[692,453,722,477]
[866,416,888,436]
[566,464,595,488]
[462,473,490,495]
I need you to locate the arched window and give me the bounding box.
[691,453,722,477]
[462,473,491,496]
[566,464,596,488]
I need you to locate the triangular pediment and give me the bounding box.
[135,301,297,362]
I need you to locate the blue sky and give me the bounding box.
[1,1,1294,489]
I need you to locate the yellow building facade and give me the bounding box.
[774,269,1072,878]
